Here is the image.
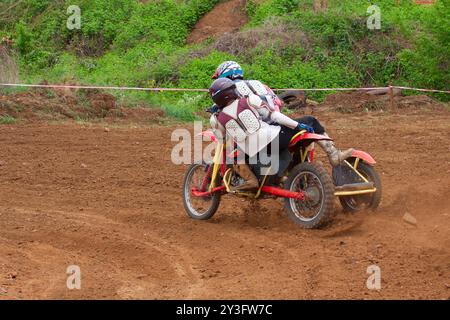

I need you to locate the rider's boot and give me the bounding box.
[317,133,354,167]
[231,164,259,192]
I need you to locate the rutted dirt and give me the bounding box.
[317,91,448,114]
[187,0,248,44]
[0,105,449,299]
[0,86,167,125]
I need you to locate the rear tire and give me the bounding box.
[284,162,335,228]
[338,161,382,213]
[182,163,221,220]
[278,90,306,110]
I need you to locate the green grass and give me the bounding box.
[0,115,17,124]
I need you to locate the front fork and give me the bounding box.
[208,143,224,191]
[207,142,267,197]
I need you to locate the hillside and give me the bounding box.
[0,0,449,119]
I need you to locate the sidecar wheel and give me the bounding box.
[337,161,382,213]
[182,163,221,220]
[284,162,335,229]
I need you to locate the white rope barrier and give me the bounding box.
[389,86,450,94]
[0,83,448,94]
[0,83,208,92]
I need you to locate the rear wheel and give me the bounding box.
[182,163,221,220]
[337,161,382,213]
[284,162,335,228]
[278,90,306,110]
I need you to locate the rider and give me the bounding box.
[211,61,283,113]
[211,60,354,168]
[209,78,321,191]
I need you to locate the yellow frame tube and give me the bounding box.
[300,145,310,163]
[255,173,269,199]
[288,130,308,163]
[209,143,223,191]
[353,158,360,169]
[344,160,369,183]
[334,188,377,196]
[222,168,232,193]
[289,130,307,144]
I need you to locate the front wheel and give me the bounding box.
[182,163,221,220]
[284,162,335,228]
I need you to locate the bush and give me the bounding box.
[4,0,448,121]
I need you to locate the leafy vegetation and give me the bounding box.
[0,0,448,120]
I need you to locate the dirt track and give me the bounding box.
[0,108,449,299]
[187,0,248,44]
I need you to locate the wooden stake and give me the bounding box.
[389,85,395,110]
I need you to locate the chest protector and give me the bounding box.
[235,80,269,97]
[216,99,261,142]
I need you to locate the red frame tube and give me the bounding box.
[191,186,304,200]
[200,165,213,191]
[261,186,305,200]
[191,186,226,197]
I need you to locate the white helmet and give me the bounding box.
[211,61,244,80]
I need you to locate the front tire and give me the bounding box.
[284,162,335,228]
[182,163,221,220]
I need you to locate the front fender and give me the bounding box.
[289,132,332,149]
[351,150,376,165]
[196,130,217,143]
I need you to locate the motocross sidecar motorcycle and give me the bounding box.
[182,129,381,228]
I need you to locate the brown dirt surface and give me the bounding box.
[187,0,248,44]
[0,87,167,125]
[0,103,449,299]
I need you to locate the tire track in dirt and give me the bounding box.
[0,206,206,299]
